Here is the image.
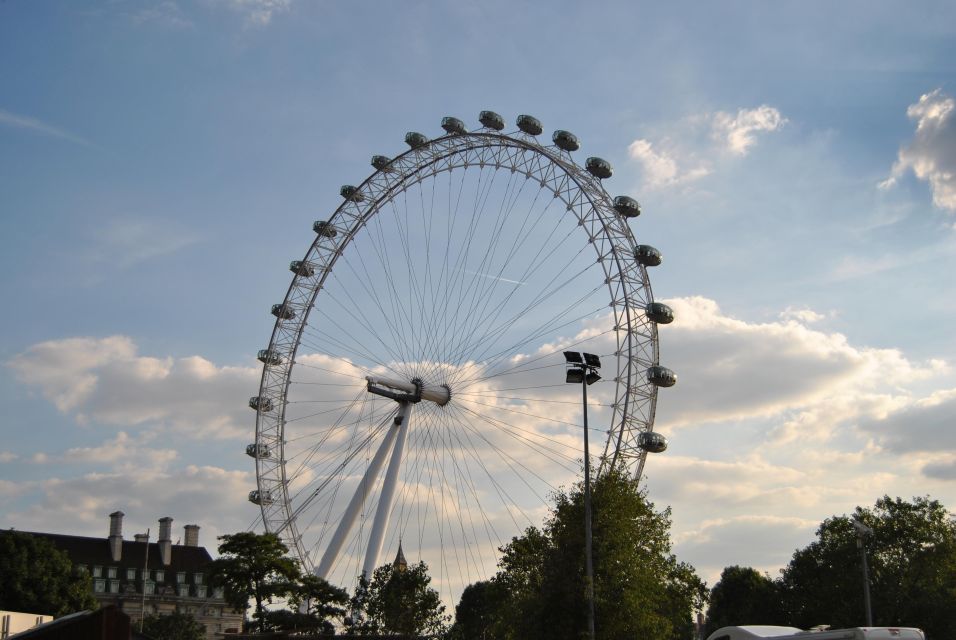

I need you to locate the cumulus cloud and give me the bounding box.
[857,387,956,455]
[712,105,788,155]
[0,451,17,463]
[8,336,258,439]
[778,307,826,323]
[881,89,956,212]
[627,105,786,189]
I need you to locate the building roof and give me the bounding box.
[18,531,214,573]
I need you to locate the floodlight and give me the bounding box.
[566,369,585,384]
[585,371,601,385]
[583,353,601,368]
[564,351,583,364]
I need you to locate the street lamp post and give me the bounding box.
[852,514,874,626]
[564,351,602,640]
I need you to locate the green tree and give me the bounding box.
[141,611,205,640]
[704,566,785,636]
[206,532,301,633]
[0,530,98,616]
[448,580,509,640]
[780,495,956,638]
[261,574,349,635]
[352,561,448,636]
[485,468,706,640]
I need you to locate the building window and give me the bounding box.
[107,566,117,579]
[94,579,106,593]
[127,568,136,580]
[74,564,87,576]
[154,570,164,583]
[144,581,155,595]
[141,569,150,581]
[109,580,120,594]
[92,565,103,578]
[196,585,207,598]
[193,572,203,585]
[178,585,189,598]
[212,587,224,599]
[177,571,186,583]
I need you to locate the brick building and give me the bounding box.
[20,512,242,639]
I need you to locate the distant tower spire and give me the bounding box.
[392,539,408,572]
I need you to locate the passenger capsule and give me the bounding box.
[313,221,338,238]
[405,132,429,149]
[479,110,505,131]
[645,302,675,324]
[613,195,641,218]
[246,443,272,459]
[248,489,274,505]
[586,157,613,180]
[441,116,467,135]
[257,349,283,366]
[249,396,274,412]
[371,155,394,171]
[647,365,677,387]
[552,130,580,152]
[516,114,543,136]
[290,260,315,277]
[271,303,295,320]
[340,185,364,202]
[637,431,668,454]
[634,245,662,267]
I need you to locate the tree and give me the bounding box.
[206,532,301,633]
[448,580,509,640]
[0,529,98,616]
[779,495,956,638]
[704,566,785,636]
[141,611,205,640]
[261,574,349,636]
[351,561,448,636]
[482,468,706,640]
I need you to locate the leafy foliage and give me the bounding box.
[0,529,98,616]
[260,574,349,636]
[206,532,301,633]
[141,611,205,640]
[779,495,956,637]
[349,561,448,636]
[465,468,706,640]
[703,566,785,636]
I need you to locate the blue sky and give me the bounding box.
[3,0,956,611]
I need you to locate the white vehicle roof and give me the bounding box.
[705,626,925,640]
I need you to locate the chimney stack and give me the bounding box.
[183,524,200,547]
[134,533,149,543]
[158,517,173,566]
[108,511,124,562]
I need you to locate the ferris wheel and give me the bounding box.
[247,111,677,600]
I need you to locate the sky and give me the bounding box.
[3,0,956,614]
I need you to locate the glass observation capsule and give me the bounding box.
[257,349,283,366]
[552,130,580,151]
[371,155,394,171]
[586,157,613,179]
[613,195,641,218]
[271,303,295,320]
[248,489,274,505]
[516,114,543,136]
[290,260,315,277]
[645,302,675,324]
[405,132,428,149]
[249,396,274,412]
[246,443,272,459]
[637,431,668,454]
[441,116,467,135]
[646,365,677,387]
[340,185,364,202]
[478,110,505,131]
[634,245,662,267]
[313,221,338,238]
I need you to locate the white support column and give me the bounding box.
[315,422,400,579]
[362,401,412,578]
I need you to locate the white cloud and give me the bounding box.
[0,451,17,463]
[85,217,199,270]
[627,105,786,189]
[881,89,956,212]
[130,1,194,29]
[778,307,826,323]
[223,0,292,26]
[0,108,92,147]
[712,105,788,155]
[8,336,258,439]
